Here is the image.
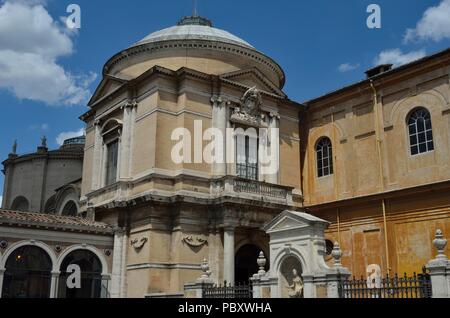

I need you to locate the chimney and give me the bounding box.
[365,64,393,78]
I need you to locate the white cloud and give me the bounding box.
[0,1,96,106]
[374,49,427,67]
[404,0,450,43]
[338,63,360,73]
[0,196,3,208]
[56,128,85,146]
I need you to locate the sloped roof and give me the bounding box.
[0,210,114,235]
[133,16,254,50]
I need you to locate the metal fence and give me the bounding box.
[203,282,253,299]
[339,269,432,299]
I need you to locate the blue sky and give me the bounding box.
[1,0,450,203]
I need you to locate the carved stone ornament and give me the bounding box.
[182,235,208,248]
[0,240,8,249]
[54,245,62,254]
[131,237,148,251]
[231,86,268,128]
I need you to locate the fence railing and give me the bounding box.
[233,178,288,199]
[202,282,253,299]
[339,270,432,299]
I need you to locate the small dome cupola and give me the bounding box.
[177,15,213,27]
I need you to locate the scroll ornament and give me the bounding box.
[182,235,208,248]
[131,237,148,251]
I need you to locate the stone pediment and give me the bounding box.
[263,210,330,234]
[220,68,286,98]
[88,75,128,106]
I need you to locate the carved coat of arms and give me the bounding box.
[231,87,267,128]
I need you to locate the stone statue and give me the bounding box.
[12,140,17,154]
[288,269,304,298]
[366,264,382,289]
[41,136,47,148]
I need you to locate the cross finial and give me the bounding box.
[193,0,198,17]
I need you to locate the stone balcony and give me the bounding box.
[82,174,297,211]
[211,176,294,206]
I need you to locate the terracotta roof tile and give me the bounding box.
[0,209,114,234]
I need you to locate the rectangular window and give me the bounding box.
[236,134,258,181]
[105,140,118,186]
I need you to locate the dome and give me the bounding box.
[133,16,255,50]
[102,15,285,90]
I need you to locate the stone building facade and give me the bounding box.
[1,137,84,216]
[302,50,450,277]
[0,15,449,298]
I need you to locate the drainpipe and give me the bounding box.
[337,207,341,245]
[369,80,391,274]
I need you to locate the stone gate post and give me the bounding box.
[184,259,214,298]
[426,229,449,298]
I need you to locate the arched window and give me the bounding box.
[1,246,52,298]
[61,201,78,217]
[58,250,103,298]
[10,196,30,212]
[316,137,333,178]
[408,108,434,156]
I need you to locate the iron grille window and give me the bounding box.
[408,108,434,156]
[236,134,258,181]
[316,137,333,178]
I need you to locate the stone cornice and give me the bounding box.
[82,65,299,122]
[102,39,286,88]
[2,148,83,166]
[305,48,450,110]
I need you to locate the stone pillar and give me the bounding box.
[211,96,227,177]
[251,252,275,298]
[265,113,280,185]
[326,242,351,298]
[119,100,137,180]
[92,121,102,190]
[426,229,449,298]
[208,228,221,284]
[110,228,126,298]
[223,227,235,284]
[184,259,214,298]
[50,271,60,298]
[0,268,4,298]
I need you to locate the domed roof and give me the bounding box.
[133,16,254,50]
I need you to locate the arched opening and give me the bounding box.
[1,246,52,298]
[279,255,303,298]
[44,196,56,214]
[57,250,103,298]
[235,244,268,285]
[61,200,78,217]
[10,196,30,212]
